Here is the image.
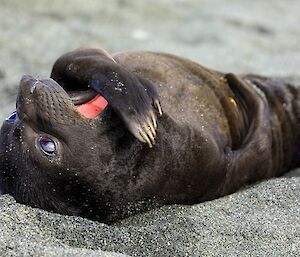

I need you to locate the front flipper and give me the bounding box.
[50,48,162,147]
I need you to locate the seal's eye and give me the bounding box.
[38,136,56,156]
[6,111,17,122]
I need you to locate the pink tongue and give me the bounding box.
[76,95,108,118]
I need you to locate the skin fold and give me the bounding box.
[0,48,299,223]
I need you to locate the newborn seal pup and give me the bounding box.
[0,48,299,223]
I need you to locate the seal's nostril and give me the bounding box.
[30,80,39,94]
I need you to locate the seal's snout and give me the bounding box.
[20,75,65,96]
[20,74,37,85]
[20,74,36,84]
[17,74,88,127]
[20,74,39,96]
[17,75,40,121]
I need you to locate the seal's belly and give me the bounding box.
[149,69,228,132]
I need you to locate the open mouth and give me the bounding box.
[68,89,108,119]
[16,75,108,122]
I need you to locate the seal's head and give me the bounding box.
[0,75,127,220]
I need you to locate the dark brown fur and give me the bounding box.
[0,49,299,223]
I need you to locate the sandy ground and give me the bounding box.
[1,176,299,256]
[0,0,300,256]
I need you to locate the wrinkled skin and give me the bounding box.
[0,49,300,223]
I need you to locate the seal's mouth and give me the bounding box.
[60,85,108,119]
[74,93,108,119]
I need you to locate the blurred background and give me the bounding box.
[0,0,300,121]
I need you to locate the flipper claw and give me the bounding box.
[139,128,153,148]
[154,100,163,116]
[143,123,156,145]
[150,111,157,129]
[148,119,156,138]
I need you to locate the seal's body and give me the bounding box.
[0,49,299,223]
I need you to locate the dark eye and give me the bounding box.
[6,111,17,122]
[38,136,56,156]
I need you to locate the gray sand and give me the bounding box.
[1,174,300,256]
[0,0,300,256]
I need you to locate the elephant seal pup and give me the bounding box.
[0,48,299,223]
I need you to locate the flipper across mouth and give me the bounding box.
[51,48,163,147]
